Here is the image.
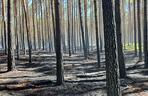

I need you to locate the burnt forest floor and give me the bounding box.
[0,50,148,96]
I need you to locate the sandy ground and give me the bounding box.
[0,50,148,96]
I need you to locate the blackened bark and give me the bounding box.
[7,0,15,71]
[115,0,126,78]
[137,0,142,61]
[94,0,101,68]
[102,0,121,95]
[133,0,137,56]
[22,0,32,64]
[143,0,148,68]
[78,0,87,59]
[67,0,71,56]
[54,0,64,85]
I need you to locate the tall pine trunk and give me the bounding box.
[102,0,121,95]
[133,0,137,56]
[67,0,71,56]
[143,0,148,68]
[78,0,87,59]
[54,0,64,85]
[7,0,15,71]
[94,0,101,68]
[115,0,126,78]
[22,0,32,64]
[137,0,142,61]
[2,0,7,54]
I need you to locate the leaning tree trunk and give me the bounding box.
[102,0,121,95]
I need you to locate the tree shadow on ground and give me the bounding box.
[123,79,148,95]
[0,71,7,74]
[1,51,147,96]
[0,79,54,91]
[17,54,104,77]
[26,82,106,96]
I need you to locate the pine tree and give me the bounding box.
[7,0,15,71]
[102,0,121,95]
[54,0,64,85]
[115,0,126,78]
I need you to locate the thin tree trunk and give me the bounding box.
[54,0,64,85]
[32,0,36,50]
[137,0,142,61]
[2,0,7,54]
[115,0,126,78]
[22,0,32,64]
[84,0,89,54]
[94,0,101,68]
[67,0,71,56]
[78,0,87,59]
[143,0,148,68]
[133,0,137,56]
[51,0,56,52]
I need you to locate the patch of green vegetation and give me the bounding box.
[123,43,143,51]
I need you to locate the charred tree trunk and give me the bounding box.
[137,0,142,61]
[102,0,121,95]
[115,0,126,78]
[7,0,15,71]
[143,0,148,68]
[94,0,101,68]
[54,0,64,85]
[133,0,137,56]
[78,0,87,59]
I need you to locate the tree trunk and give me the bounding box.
[22,0,32,64]
[54,0,64,85]
[2,0,7,54]
[67,0,71,56]
[7,0,15,71]
[94,0,101,68]
[102,0,121,95]
[137,0,142,61]
[133,0,137,56]
[115,0,126,78]
[84,0,89,54]
[78,0,87,59]
[143,0,148,68]
[32,0,36,50]
[51,0,56,52]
